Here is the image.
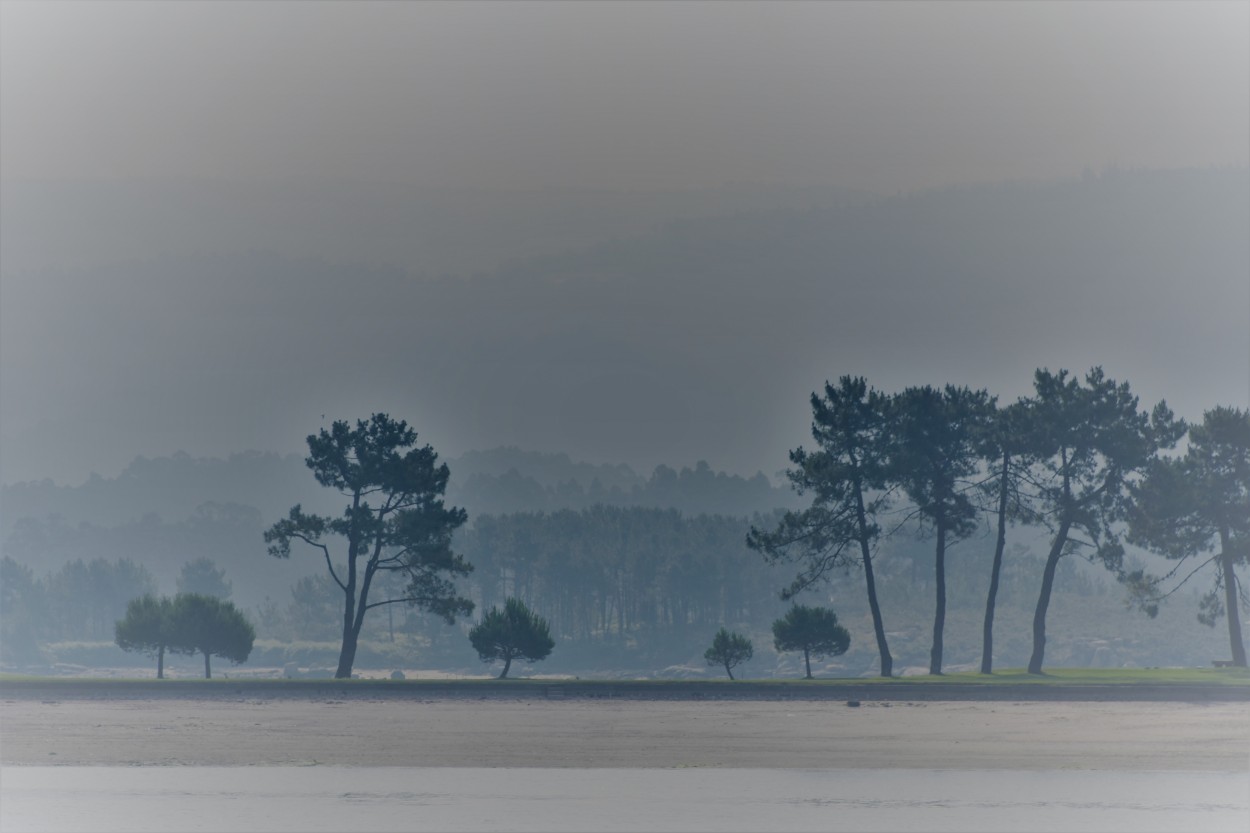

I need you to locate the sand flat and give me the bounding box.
[4,697,1247,770]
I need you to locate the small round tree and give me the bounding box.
[704,628,753,680]
[169,593,255,679]
[115,594,176,679]
[772,604,851,679]
[469,597,555,679]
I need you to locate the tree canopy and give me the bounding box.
[1128,407,1250,666]
[1023,368,1182,673]
[115,592,254,678]
[469,597,555,679]
[888,385,994,674]
[114,594,176,679]
[167,593,255,679]
[264,414,473,678]
[771,604,850,679]
[704,628,753,680]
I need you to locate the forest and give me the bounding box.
[5,366,1241,681]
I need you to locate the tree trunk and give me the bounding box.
[1219,528,1247,667]
[203,650,212,679]
[861,547,891,678]
[981,453,1010,674]
[725,661,734,681]
[336,623,361,679]
[1028,518,1072,674]
[930,521,947,675]
[500,655,512,679]
[336,492,363,679]
[804,647,812,679]
[854,481,892,677]
[157,644,165,680]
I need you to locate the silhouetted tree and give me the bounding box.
[1128,407,1250,666]
[748,376,895,676]
[169,593,255,679]
[176,557,232,600]
[888,385,995,674]
[977,400,1037,674]
[264,414,473,678]
[771,604,850,679]
[115,594,176,678]
[468,597,555,679]
[705,627,753,680]
[1024,368,1182,674]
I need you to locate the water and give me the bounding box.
[3,767,1247,832]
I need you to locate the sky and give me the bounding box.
[4,2,1247,191]
[1,1,1248,486]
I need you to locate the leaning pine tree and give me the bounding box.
[748,376,895,677]
[264,414,474,679]
[1127,407,1250,667]
[977,399,1037,674]
[1023,368,1182,675]
[705,628,754,680]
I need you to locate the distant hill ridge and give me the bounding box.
[0,446,799,538]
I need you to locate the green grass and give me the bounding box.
[873,667,1250,685]
[2,666,1248,687]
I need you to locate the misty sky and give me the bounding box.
[3,2,1247,191]
[1,1,1248,487]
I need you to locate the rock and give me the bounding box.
[390,670,406,680]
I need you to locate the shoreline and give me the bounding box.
[2,697,1246,770]
[3,676,1248,703]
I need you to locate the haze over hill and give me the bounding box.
[2,167,1246,487]
[4,2,1248,490]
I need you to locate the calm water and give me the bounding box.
[2,767,1247,832]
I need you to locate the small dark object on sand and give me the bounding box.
[847,699,861,707]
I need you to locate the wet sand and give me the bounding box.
[4,696,1247,770]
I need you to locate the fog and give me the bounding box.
[2,11,1249,833]
[2,2,1247,486]
[3,3,1246,191]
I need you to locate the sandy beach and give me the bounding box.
[4,696,1247,770]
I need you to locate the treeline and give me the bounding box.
[0,557,156,662]
[0,503,289,613]
[449,456,798,518]
[458,507,780,665]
